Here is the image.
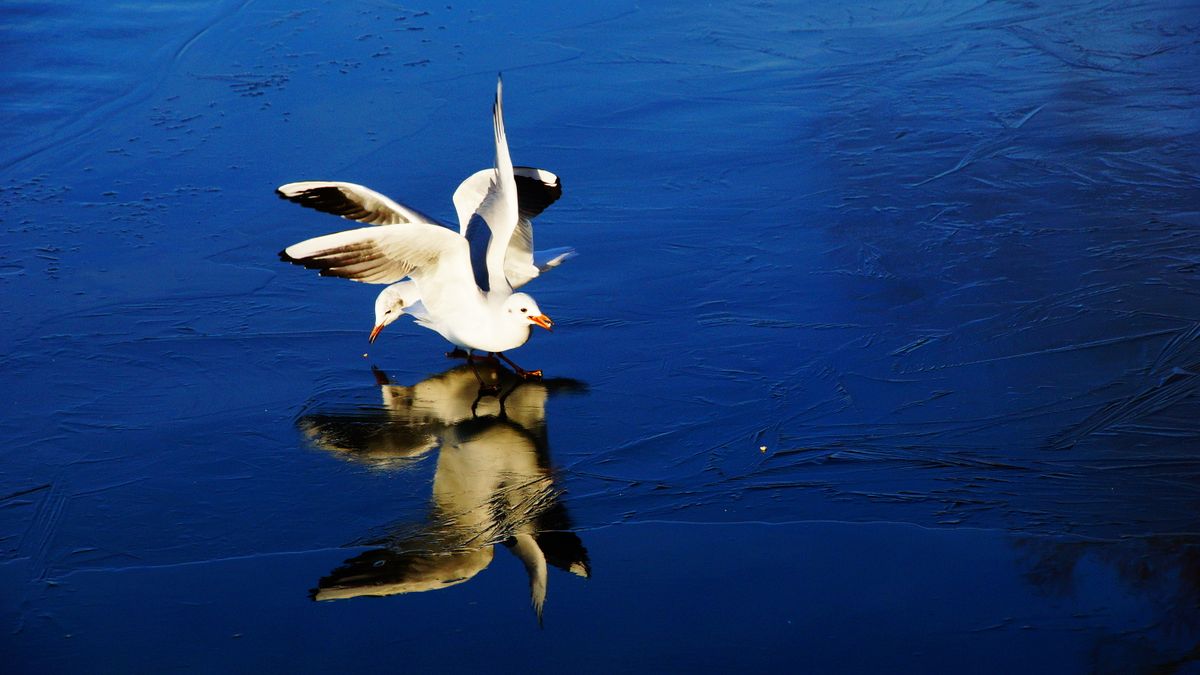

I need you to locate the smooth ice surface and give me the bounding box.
[2,1,1198,673]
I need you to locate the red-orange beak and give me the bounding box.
[368,324,385,343]
[529,314,554,331]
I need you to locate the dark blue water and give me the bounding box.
[3,1,1199,672]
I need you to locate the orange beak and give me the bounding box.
[529,314,554,331]
[368,324,385,343]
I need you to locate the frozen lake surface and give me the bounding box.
[2,1,1198,672]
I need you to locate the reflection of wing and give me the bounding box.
[277,181,443,226]
[537,531,591,578]
[312,546,493,601]
[507,534,548,624]
[297,411,439,465]
[301,363,589,618]
[536,504,591,579]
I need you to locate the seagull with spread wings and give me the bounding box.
[279,77,561,378]
[277,165,573,344]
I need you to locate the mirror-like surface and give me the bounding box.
[301,365,589,620]
[2,0,1198,672]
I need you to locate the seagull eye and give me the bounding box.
[520,308,527,313]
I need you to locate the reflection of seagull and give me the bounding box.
[299,364,589,623]
[278,78,569,376]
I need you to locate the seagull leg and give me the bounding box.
[465,349,499,365]
[494,351,542,380]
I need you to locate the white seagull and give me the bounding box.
[278,168,573,344]
[280,77,557,377]
[275,111,573,347]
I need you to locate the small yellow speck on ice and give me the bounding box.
[759,445,767,453]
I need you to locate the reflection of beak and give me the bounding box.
[369,324,385,343]
[529,314,554,331]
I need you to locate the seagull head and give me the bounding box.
[370,282,420,343]
[504,293,553,331]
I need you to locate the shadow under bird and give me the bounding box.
[279,77,571,378]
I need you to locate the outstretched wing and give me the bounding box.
[452,167,562,231]
[277,181,442,226]
[279,222,470,289]
[454,167,562,288]
[459,77,520,295]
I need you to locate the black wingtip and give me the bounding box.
[278,249,296,263]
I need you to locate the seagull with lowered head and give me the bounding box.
[277,164,573,345]
[280,77,564,378]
